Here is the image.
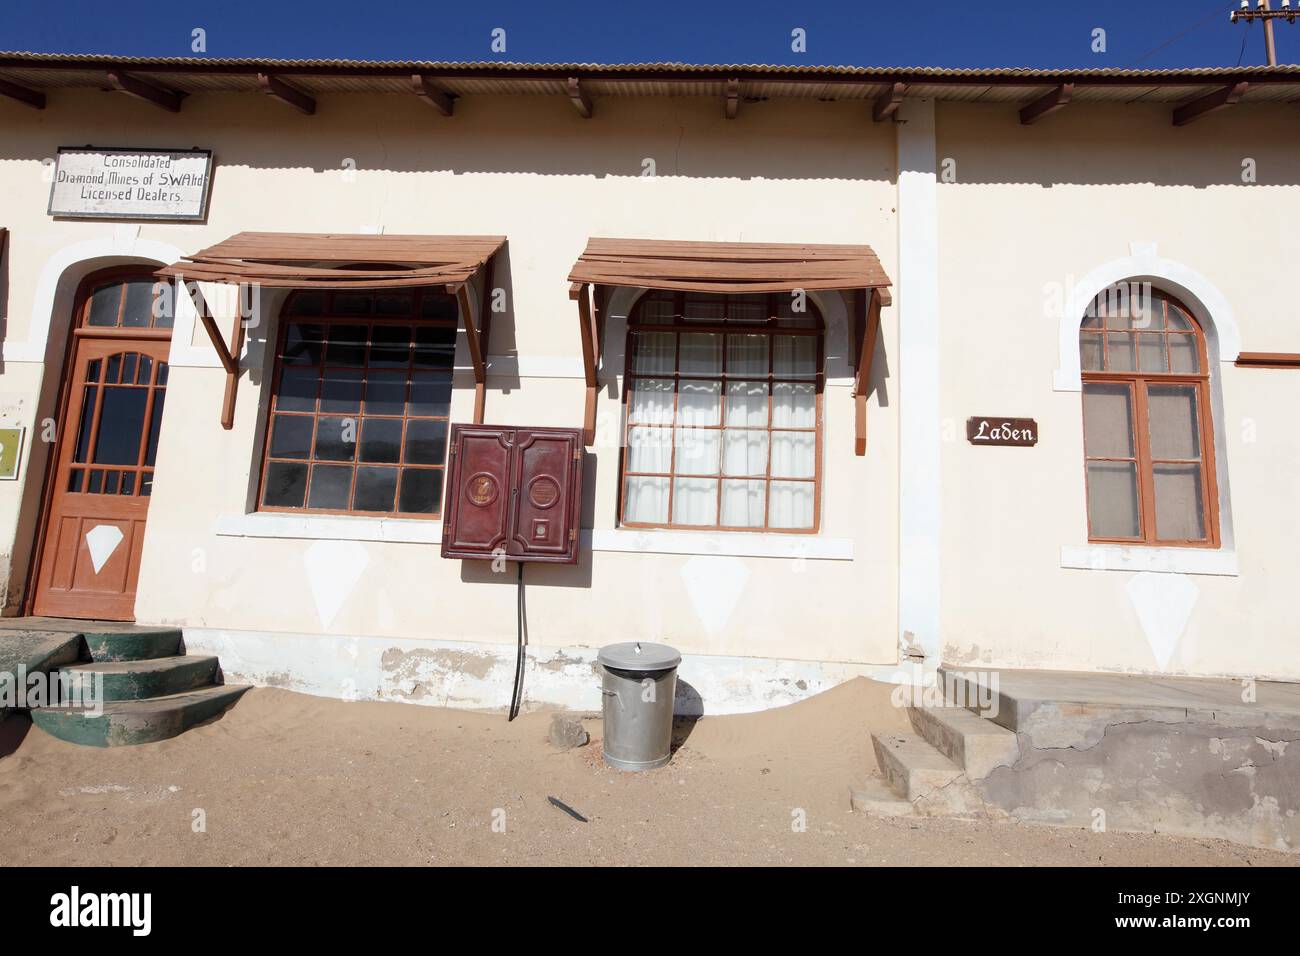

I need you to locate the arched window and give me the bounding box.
[1079,285,1219,547]
[620,290,823,532]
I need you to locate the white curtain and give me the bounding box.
[624,476,669,524]
[672,477,717,525]
[768,480,814,529]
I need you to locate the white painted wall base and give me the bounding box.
[182,627,879,716]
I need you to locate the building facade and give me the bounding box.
[0,56,1297,713]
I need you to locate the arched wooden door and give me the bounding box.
[31,268,173,620]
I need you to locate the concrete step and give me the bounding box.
[849,775,916,817]
[907,704,1021,778]
[936,666,1018,731]
[30,684,249,747]
[58,655,219,702]
[83,627,183,663]
[871,731,963,800]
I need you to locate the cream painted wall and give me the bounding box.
[0,90,900,667]
[935,102,1300,680]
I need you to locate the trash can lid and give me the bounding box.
[598,641,681,672]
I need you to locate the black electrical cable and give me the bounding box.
[508,562,525,721]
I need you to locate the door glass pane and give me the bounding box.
[92,387,147,465]
[279,367,321,412]
[369,325,411,367]
[283,323,325,365]
[1082,383,1135,458]
[121,280,155,327]
[72,386,97,463]
[1147,384,1200,460]
[683,294,725,323]
[145,384,166,466]
[671,477,718,525]
[87,284,122,326]
[414,325,457,368]
[1154,463,1206,541]
[1086,461,1141,538]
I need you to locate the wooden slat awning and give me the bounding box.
[567,237,891,305]
[159,231,504,430]
[568,237,892,455]
[156,231,505,288]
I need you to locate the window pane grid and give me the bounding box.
[622,292,822,532]
[260,289,455,519]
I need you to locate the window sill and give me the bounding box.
[215,512,442,544]
[588,528,853,561]
[1060,543,1238,577]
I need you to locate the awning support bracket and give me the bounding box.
[451,281,489,423]
[571,282,599,446]
[181,281,244,430]
[852,287,882,456]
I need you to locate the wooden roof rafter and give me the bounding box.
[106,70,185,112]
[567,77,593,118]
[1173,81,1248,126]
[0,75,44,109]
[412,73,454,116]
[872,81,907,122]
[1019,82,1074,125]
[258,72,316,114]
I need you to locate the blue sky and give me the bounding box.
[0,0,1289,68]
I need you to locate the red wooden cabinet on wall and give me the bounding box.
[441,424,584,564]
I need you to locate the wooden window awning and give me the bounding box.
[566,237,892,453]
[156,232,504,429]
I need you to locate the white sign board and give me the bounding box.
[48,147,213,221]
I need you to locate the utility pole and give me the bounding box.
[1231,0,1298,66]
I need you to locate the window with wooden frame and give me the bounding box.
[1079,286,1219,548]
[620,290,823,532]
[259,287,458,518]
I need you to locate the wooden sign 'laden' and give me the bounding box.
[966,417,1038,447]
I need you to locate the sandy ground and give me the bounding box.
[0,678,1294,867]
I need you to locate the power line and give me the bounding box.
[1127,1,1237,67]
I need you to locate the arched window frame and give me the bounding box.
[1079,286,1221,549]
[619,290,825,534]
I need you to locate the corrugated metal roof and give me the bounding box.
[2,52,1298,106]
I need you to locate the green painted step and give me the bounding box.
[58,655,219,701]
[82,627,183,663]
[30,684,249,747]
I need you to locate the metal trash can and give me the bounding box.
[597,642,681,771]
